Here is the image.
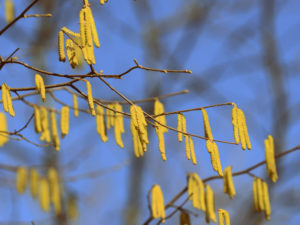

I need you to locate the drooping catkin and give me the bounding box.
[189,136,197,165]
[232,104,239,144]
[106,104,115,129]
[60,106,69,138]
[96,105,108,142]
[29,168,39,198]
[205,184,217,223]
[180,211,191,225]
[5,0,14,23]
[50,111,60,151]
[73,94,79,117]
[85,80,96,116]
[35,74,46,102]
[40,107,51,143]
[39,178,50,212]
[34,105,42,133]
[0,112,8,147]
[86,7,100,48]
[151,184,166,223]
[223,166,236,199]
[264,135,278,182]
[252,178,259,212]
[114,103,124,148]
[187,173,206,211]
[177,113,183,142]
[237,108,251,150]
[16,167,27,194]
[202,108,213,140]
[58,30,66,62]
[66,39,78,69]
[262,181,271,220]
[48,168,61,215]
[218,209,231,225]
[2,83,15,117]
[256,178,265,211]
[185,136,191,160]
[206,140,223,176]
[79,8,87,48]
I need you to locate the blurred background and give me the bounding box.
[0,0,300,224]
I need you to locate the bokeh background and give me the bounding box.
[0,0,300,224]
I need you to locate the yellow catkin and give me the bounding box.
[35,74,46,102]
[99,0,108,5]
[151,185,165,223]
[73,94,79,117]
[130,105,148,156]
[202,108,213,140]
[206,140,223,176]
[185,135,191,160]
[256,178,265,211]
[62,27,81,38]
[58,30,66,62]
[51,111,60,151]
[106,104,115,129]
[86,7,100,48]
[240,109,251,150]
[232,104,239,144]
[2,83,15,117]
[5,0,14,23]
[180,211,191,225]
[223,166,236,199]
[262,181,271,220]
[218,209,231,225]
[187,173,206,211]
[189,136,197,165]
[40,107,51,143]
[67,195,79,220]
[66,39,78,69]
[39,178,50,212]
[252,178,259,212]
[114,103,124,148]
[85,80,96,116]
[48,168,61,215]
[0,112,8,147]
[60,106,70,138]
[96,105,108,142]
[237,108,246,150]
[16,167,27,194]
[79,8,87,47]
[205,184,217,223]
[29,168,39,198]
[265,135,278,182]
[34,105,42,133]
[177,113,183,142]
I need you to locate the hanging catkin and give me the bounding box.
[262,181,271,220]
[205,184,217,223]
[29,168,39,198]
[232,104,239,144]
[96,105,108,142]
[16,167,27,194]
[189,136,197,165]
[151,184,166,223]
[50,111,60,151]
[187,173,206,211]
[85,80,96,116]
[2,83,15,117]
[218,209,231,225]
[86,7,100,48]
[0,112,8,147]
[48,168,61,215]
[177,113,183,142]
[34,105,42,133]
[60,106,70,138]
[202,108,213,140]
[237,108,251,150]
[66,39,79,68]
[206,140,223,176]
[223,166,236,199]
[35,74,46,102]
[99,0,108,5]
[264,135,278,182]
[106,104,115,129]
[40,107,51,143]
[73,94,79,117]
[39,178,50,212]
[114,103,124,148]
[58,30,66,62]
[5,0,14,23]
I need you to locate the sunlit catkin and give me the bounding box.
[264,135,278,182]
[232,104,239,144]
[151,184,166,223]
[252,178,259,212]
[0,112,8,147]
[262,181,271,220]
[60,106,69,138]
[96,105,108,142]
[2,83,15,117]
[51,111,60,151]
[30,168,39,198]
[180,211,191,225]
[177,113,183,142]
[66,39,78,69]
[189,136,197,165]
[218,209,231,225]
[223,166,236,199]
[1,84,9,113]
[58,30,66,62]
[206,140,223,176]
[187,173,206,211]
[205,184,217,223]
[16,167,27,194]
[40,107,51,143]
[202,108,213,140]
[106,104,115,129]
[73,94,79,117]
[86,7,100,48]
[85,80,96,116]
[48,168,61,215]
[35,74,46,102]
[39,178,50,212]
[34,105,42,133]
[256,178,265,211]
[237,108,251,150]
[114,103,124,148]
[5,0,14,23]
